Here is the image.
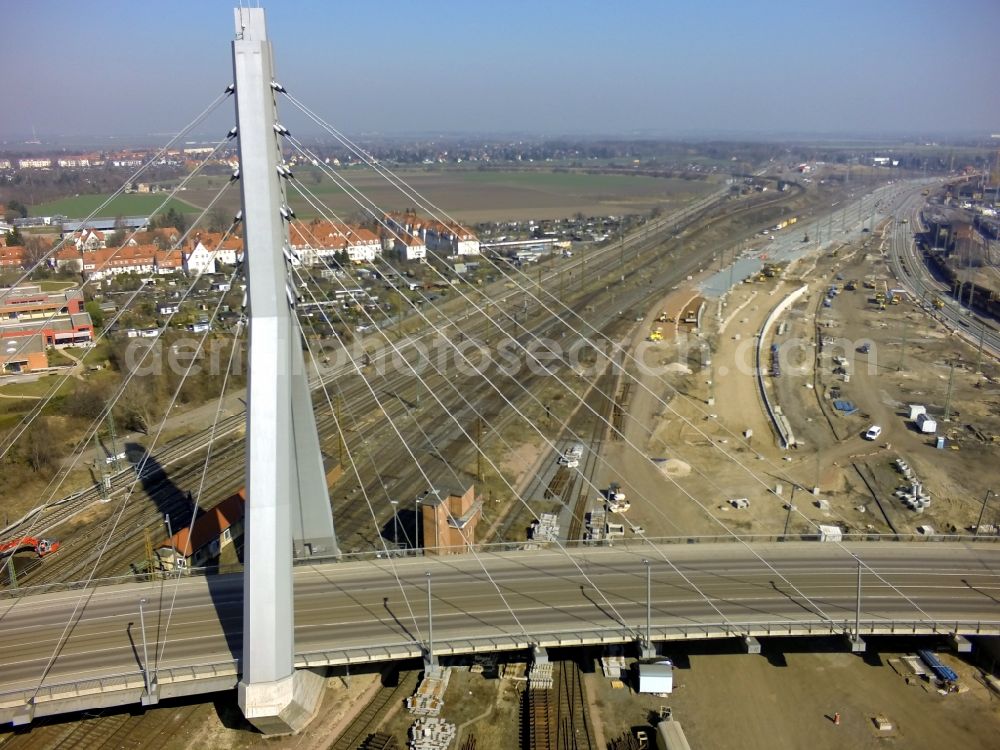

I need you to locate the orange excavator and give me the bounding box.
[0,537,61,557]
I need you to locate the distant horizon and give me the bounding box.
[2,128,999,154]
[4,1,999,143]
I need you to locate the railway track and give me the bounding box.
[9,178,809,583]
[0,703,200,750]
[554,660,594,750]
[330,668,417,750]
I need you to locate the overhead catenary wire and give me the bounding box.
[27,232,246,698]
[283,139,925,628]
[286,189,734,635]
[0,193,238,585]
[279,104,936,623]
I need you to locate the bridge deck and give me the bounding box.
[1,541,998,724]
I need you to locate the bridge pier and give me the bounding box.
[11,702,34,727]
[239,669,326,736]
[845,634,867,653]
[140,677,159,707]
[742,635,762,654]
[949,633,972,653]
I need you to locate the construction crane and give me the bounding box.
[0,537,61,557]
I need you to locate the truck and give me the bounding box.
[606,483,630,512]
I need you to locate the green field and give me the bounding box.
[30,193,197,219]
[178,167,718,223]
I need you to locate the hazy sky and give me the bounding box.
[3,0,999,141]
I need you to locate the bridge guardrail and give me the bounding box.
[3,533,997,599]
[0,659,239,713]
[295,616,1000,668]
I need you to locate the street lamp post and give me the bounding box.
[138,597,152,697]
[644,559,652,650]
[854,558,862,641]
[414,493,423,550]
[390,500,399,553]
[425,571,436,668]
[975,490,994,536]
[164,514,176,571]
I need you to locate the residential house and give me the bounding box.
[156,490,246,570]
[186,232,243,268]
[17,158,52,169]
[345,227,381,263]
[72,229,107,252]
[128,227,181,249]
[54,245,83,273]
[393,232,426,262]
[289,219,348,266]
[155,248,185,275]
[0,246,25,270]
[82,245,157,280]
[425,220,480,256]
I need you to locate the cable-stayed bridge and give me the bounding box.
[0,6,997,735]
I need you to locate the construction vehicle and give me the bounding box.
[863,277,876,289]
[932,296,944,310]
[606,483,630,513]
[656,311,673,323]
[844,279,858,291]
[0,537,60,557]
[647,327,663,342]
[762,263,783,278]
[875,281,888,304]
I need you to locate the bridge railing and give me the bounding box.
[3,532,997,599]
[0,659,239,713]
[294,616,1000,668]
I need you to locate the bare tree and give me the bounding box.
[24,419,56,474]
[21,235,52,271]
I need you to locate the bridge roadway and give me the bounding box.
[1,540,999,723]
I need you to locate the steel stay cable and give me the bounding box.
[155,312,247,668]
[27,254,240,701]
[285,162,838,626]
[285,260,535,643]
[280,99,869,517]
[0,136,233,462]
[287,192,717,636]
[290,238,729,637]
[0,183,238,583]
[282,122,936,624]
[3,89,232,293]
[295,318,426,644]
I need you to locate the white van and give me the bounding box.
[864,425,882,441]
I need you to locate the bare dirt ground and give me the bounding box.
[590,639,1000,750]
[603,212,1000,543]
